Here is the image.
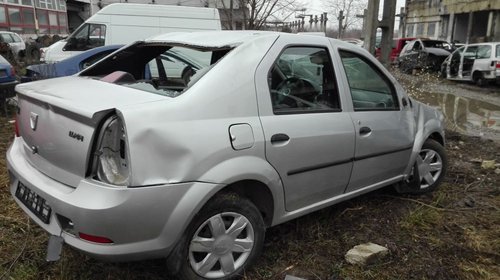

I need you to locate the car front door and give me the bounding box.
[462,45,478,78]
[448,47,464,78]
[256,38,355,212]
[337,49,415,193]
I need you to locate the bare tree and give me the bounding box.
[215,0,302,30]
[324,0,367,37]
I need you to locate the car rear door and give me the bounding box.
[255,36,355,212]
[336,48,415,193]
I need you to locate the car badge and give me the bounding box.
[30,112,38,131]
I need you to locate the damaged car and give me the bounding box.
[7,31,447,280]
[398,38,453,73]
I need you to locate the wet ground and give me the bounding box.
[393,70,500,142]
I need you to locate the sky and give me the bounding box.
[299,0,406,29]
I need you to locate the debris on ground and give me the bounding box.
[345,242,389,265]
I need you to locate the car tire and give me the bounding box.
[396,139,447,194]
[167,192,265,280]
[473,72,487,87]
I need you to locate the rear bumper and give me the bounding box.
[7,136,219,261]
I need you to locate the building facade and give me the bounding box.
[0,0,68,36]
[404,0,500,43]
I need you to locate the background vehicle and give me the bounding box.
[8,31,447,280]
[0,54,18,116]
[376,37,416,62]
[41,3,221,62]
[398,38,453,73]
[0,31,26,58]
[443,42,500,86]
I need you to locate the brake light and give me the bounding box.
[496,61,500,69]
[94,115,130,186]
[79,232,114,244]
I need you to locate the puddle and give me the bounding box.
[411,91,500,141]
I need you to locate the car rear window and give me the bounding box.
[496,45,500,58]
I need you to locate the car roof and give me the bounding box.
[146,31,281,49]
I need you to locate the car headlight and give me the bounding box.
[94,115,130,186]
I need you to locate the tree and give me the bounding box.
[214,0,302,30]
[324,0,367,37]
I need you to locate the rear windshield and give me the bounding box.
[496,45,500,58]
[80,42,233,97]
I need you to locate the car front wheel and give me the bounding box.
[168,193,265,280]
[396,139,447,194]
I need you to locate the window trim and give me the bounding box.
[338,48,400,112]
[267,44,342,115]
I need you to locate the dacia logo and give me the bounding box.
[68,131,84,142]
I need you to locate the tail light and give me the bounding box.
[93,115,130,186]
[496,61,500,69]
[10,117,19,137]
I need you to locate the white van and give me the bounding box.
[444,42,500,86]
[41,3,221,62]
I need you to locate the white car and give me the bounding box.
[444,42,500,86]
[0,31,26,57]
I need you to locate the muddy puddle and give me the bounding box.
[411,91,500,141]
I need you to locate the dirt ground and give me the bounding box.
[0,72,499,280]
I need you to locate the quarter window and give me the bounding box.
[268,47,340,114]
[339,50,399,111]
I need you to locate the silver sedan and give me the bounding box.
[7,31,446,279]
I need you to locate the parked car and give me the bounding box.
[7,31,447,280]
[0,54,18,115]
[398,38,453,73]
[442,42,500,86]
[375,37,416,62]
[0,31,26,58]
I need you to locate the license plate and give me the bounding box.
[15,182,52,224]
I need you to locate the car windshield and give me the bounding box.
[80,42,232,97]
[423,40,452,50]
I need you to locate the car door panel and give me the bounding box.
[337,49,415,193]
[255,37,356,212]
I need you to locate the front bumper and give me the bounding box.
[7,136,219,261]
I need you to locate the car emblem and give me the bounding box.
[30,112,38,131]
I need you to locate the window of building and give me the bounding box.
[406,24,414,36]
[268,46,340,114]
[48,11,58,26]
[36,9,48,25]
[0,7,6,24]
[339,50,398,111]
[416,23,424,36]
[58,0,65,11]
[7,7,21,25]
[22,0,33,5]
[427,22,436,37]
[58,12,66,28]
[22,9,35,25]
[7,0,20,4]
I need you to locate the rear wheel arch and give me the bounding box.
[222,180,274,227]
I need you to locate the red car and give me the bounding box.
[376,37,417,62]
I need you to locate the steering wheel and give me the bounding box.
[276,76,303,96]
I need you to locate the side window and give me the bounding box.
[268,46,340,114]
[464,46,478,59]
[339,50,399,111]
[413,41,421,51]
[65,23,106,51]
[1,34,13,43]
[476,45,491,59]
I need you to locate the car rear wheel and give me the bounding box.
[168,193,265,280]
[473,72,487,87]
[396,139,447,194]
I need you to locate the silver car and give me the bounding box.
[7,31,447,279]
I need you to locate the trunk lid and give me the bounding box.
[16,76,166,187]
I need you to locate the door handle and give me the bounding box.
[359,127,372,135]
[271,133,290,143]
